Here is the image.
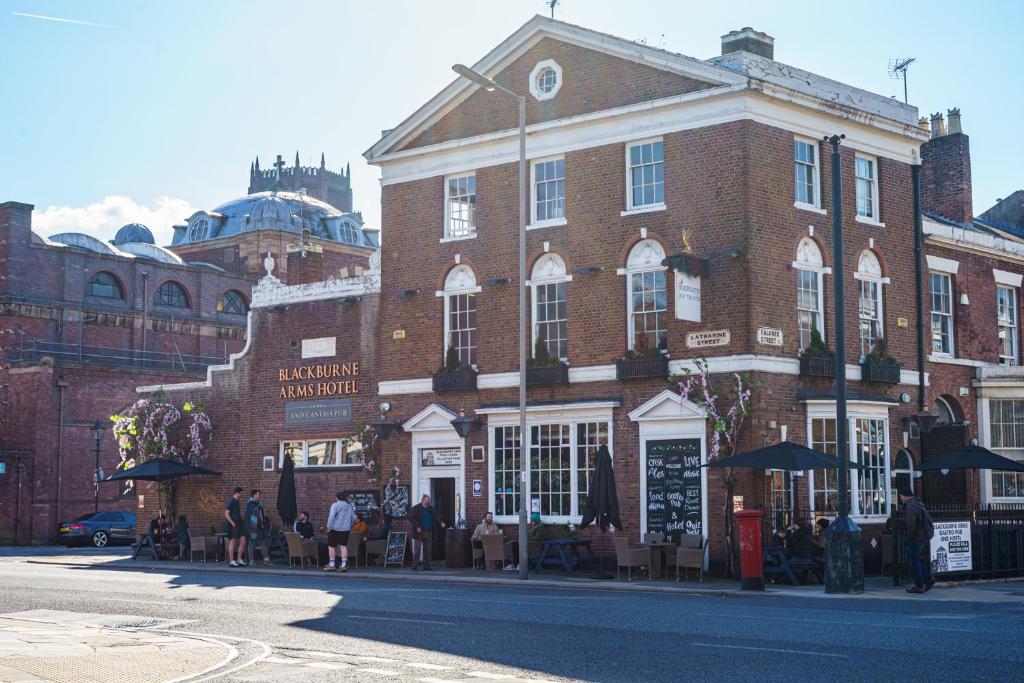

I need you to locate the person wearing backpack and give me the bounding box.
[899,487,936,593]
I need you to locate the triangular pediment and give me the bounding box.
[629,390,706,422]
[365,16,741,160]
[402,403,459,432]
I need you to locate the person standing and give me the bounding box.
[324,492,356,572]
[224,486,248,567]
[245,489,272,565]
[409,494,446,570]
[900,487,936,593]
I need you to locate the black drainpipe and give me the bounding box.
[912,162,926,412]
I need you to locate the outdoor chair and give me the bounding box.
[612,535,650,581]
[675,534,706,582]
[481,534,505,572]
[187,530,216,562]
[284,532,317,568]
[346,531,364,569]
[365,539,386,566]
[472,542,484,569]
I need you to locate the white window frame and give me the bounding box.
[998,285,1019,366]
[793,137,823,213]
[618,239,668,353]
[528,59,563,101]
[529,253,572,362]
[980,398,1024,503]
[279,439,361,469]
[805,401,893,522]
[482,403,616,525]
[528,155,567,229]
[623,137,666,215]
[855,154,884,226]
[437,265,482,369]
[854,250,887,360]
[442,171,477,242]
[930,271,955,357]
[793,237,828,351]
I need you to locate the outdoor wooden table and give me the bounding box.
[646,541,677,579]
[531,539,597,574]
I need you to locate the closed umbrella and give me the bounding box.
[917,445,1024,472]
[580,445,620,579]
[276,455,298,527]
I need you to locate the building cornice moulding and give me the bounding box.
[924,218,1024,265]
[250,271,381,308]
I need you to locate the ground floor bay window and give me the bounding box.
[985,398,1024,500]
[480,402,615,524]
[805,401,894,520]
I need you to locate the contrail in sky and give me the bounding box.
[11,11,111,28]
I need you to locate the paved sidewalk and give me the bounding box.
[7,547,1024,602]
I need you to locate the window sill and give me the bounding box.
[855,215,886,228]
[620,203,666,217]
[794,202,826,215]
[294,464,362,471]
[526,218,567,230]
[439,233,477,244]
[927,354,988,367]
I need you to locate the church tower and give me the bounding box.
[247,152,353,213]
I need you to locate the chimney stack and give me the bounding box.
[286,241,325,285]
[921,108,973,225]
[721,27,774,60]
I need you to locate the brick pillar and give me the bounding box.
[286,244,325,285]
[0,201,34,296]
[920,110,973,225]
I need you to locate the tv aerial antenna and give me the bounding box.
[888,57,916,104]
[545,0,559,18]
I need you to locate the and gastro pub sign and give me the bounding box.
[278,362,359,400]
[285,399,353,426]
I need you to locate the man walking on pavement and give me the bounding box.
[224,486,248,567]
[409,494,446,570]
[324,492,356,572]
[899,487,936,593]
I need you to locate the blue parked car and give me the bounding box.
[57,511,137,547]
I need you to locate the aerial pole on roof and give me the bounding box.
[888,57,916,104]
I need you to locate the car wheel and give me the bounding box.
[92,530,109,548]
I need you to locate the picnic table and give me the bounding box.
[762,547,824,586]
[531,539,597,574]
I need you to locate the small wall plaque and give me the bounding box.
[471,445,485,463]
[685,329,730,348]
[756,327,783,346]
[393,330,407,340]
[263,456,275,472]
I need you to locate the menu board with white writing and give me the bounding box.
[645,439,703,536]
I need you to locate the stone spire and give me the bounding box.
[320,152,326,168]
[295,150,300,169]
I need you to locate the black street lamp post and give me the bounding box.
[823,134,864,594]
[90,419,105,513]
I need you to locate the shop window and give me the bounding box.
[988,399,1024,499]
[280,439,360,468]
[493,426,521,517]
[807,410,892,519]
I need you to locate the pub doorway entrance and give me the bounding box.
[430,477,456,561]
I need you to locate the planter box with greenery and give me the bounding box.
[799,329,836,379]
[860,337,901,384]
[616,333,669,380]
[433,346,477,393]
[527,336,569,387]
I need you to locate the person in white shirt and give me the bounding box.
[324,492,356,572]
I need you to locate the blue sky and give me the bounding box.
[1,0,1021,243]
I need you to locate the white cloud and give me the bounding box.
[32,196,198,246]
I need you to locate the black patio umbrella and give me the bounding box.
[580,445,621,580]
[704,441,866,471]
[917,445,1024,472]
[276,454,298,527]
[104,458,221,481]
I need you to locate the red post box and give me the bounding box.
[735,509,764,590]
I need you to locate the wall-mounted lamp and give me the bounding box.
[485,277,512,286]
[398,288,421,298]
[912,411,939,436]
[450,408,478,439]
[371,401,403,439]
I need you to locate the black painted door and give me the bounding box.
[430,477,456,561]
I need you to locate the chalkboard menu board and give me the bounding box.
[344,490,379,515]
[384,484,410,519]
[384,531,408,567]
[645,438,703,536]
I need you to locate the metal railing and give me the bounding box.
[7,339,227,375]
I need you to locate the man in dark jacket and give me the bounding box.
[409,494,446,570]
[900,488,935,593]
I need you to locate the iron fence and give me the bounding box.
[7,339,227,375]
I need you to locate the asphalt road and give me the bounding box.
[0,552,1022,682]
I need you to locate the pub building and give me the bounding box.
[152,18,1023,574]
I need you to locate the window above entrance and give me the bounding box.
[281,438,361,468]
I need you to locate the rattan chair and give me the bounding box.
[612,535,650,580]
[675,534,706,582]
[481,534,506,572]
[284,532,317,568]
[345,531,364,569]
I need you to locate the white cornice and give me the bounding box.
[250,271,380,308]
[924,218,1024,265]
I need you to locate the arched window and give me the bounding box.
[217,290,248,315]
[621,240,667,353]
[338,221,359,245]
[88,271,124,300]
[794,238,825,351]
[855,250,885,359]
[439,265,480,367]
[155,281,189,308]
[893,448,915,496]
[188,218,209,242]
[935,396,956,425]
[530,253,570,360]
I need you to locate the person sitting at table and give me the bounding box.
[351,512,369,538]
[472,512,501,541]
[149,513,170,542]
[527,513,550,542]
[769,525,790,557]
[788,518,813,560]
[174,515,190,560]
[811,518,830,559]
[293,511,315,540]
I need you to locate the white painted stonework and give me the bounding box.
[301,337,336,359]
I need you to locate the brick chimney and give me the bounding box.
[285,232,325,285]
[721,27,775,60]
[920,108,973,225]
[0,201,34,296]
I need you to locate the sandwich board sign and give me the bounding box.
[930,521,971,572]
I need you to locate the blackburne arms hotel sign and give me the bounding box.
[278,362,359,399]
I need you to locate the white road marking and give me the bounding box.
[692,642,848,658]
[691,611,974,633]
[157,628,272,682]
[358,668,402,676]
[416,678,462,683]
[466,673,516,680]
[264,656,300,664]
[306,661,353,670]
[407,662,453,670]
[357,615,454,626]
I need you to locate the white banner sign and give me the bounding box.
[686,330,730,348]
[421,448,461,467]
[757,327,783,346]
[930,521,972,572]
[674,271,701,322]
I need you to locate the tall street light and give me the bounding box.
[822,134,863,594]
[452,63,529,580]
[90,419,105,513]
